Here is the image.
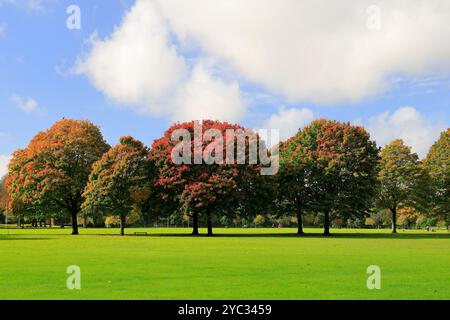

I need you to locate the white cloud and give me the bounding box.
[173,64,245,122]
[367,107,445,158]
[10,95,39,113]
[156,0,450,105]
[76,0,245,123]
[76,0,450,126]
[264,107,315,142]
[0,155,10,178]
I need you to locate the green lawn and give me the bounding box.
[0,227,449,300]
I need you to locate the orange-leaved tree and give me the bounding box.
[6,119,109,234]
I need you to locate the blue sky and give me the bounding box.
[0,0,449,176]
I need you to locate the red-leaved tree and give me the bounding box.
[150,120,271,236]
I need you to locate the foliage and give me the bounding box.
[0,176,7,223]
[82,136,151,235]
[280,119,379,235]
[376,139,423,233]
[6,120,109,234]
[423,129,449,227]
[150,120,270,236]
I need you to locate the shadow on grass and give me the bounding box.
[0,236,53,241]
[132,232,450,240]
[2,231,449,240]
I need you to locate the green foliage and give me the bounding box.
[279,119,380,235]
[376,139,424,233]
[82,136,151,235]
[423,129,450,227]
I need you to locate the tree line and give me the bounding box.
[0,119,448,236]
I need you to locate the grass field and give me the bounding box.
[0,227,449,300]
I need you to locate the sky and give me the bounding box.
[0,0,449,177]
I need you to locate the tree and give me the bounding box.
[82,137,151,236]
[151,120,269,236]
[284,120,379,236]
[370,209,392,228]
[397,207,419,229]
[0,176,7,223]
[423,129,449,230]
[278,137,315,235]
[376,139,422,234]
[6,119,109,235]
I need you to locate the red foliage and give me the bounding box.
[150,120,264,212]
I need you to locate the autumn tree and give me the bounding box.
[6,120,109,234]
[397,207,419,229]
[151,120,270,236]
[376,139,423,234]
[423,129,450,229]
[82,137,151,236]
[290,120,379,236]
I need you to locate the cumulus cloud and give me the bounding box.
[0,155,10,178]
[264,107,315,142]
[10,95,40,113]
[157,0,450,104]
[76,0,450,125]
[76,0,245,122]
[173,64,245,122]
[367,107,446,158]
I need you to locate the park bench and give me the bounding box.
[134,232,148,236]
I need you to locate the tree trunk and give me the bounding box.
[83,216,87,228]
[324,210,331,236]
[192,212,199,236]
[207,210,213,237]
[143,213,147,228]
[297,212,304,235]
[391,207,397,234]
[71,211,79,235]
[120,215,125,236]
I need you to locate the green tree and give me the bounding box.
[82,137,151,236]
[286,120,379,236]
[423,129,449,230]
[0,176,7,223]
[278,138,314,235]
[6,120,109,234]
[376,139,422,234]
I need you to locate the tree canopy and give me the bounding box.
[150,120,270,236]
[424,129,449,228]
[280,119,379,235]
[376,139,423,234]
[6,119,109,234]
[82,136,151,236]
